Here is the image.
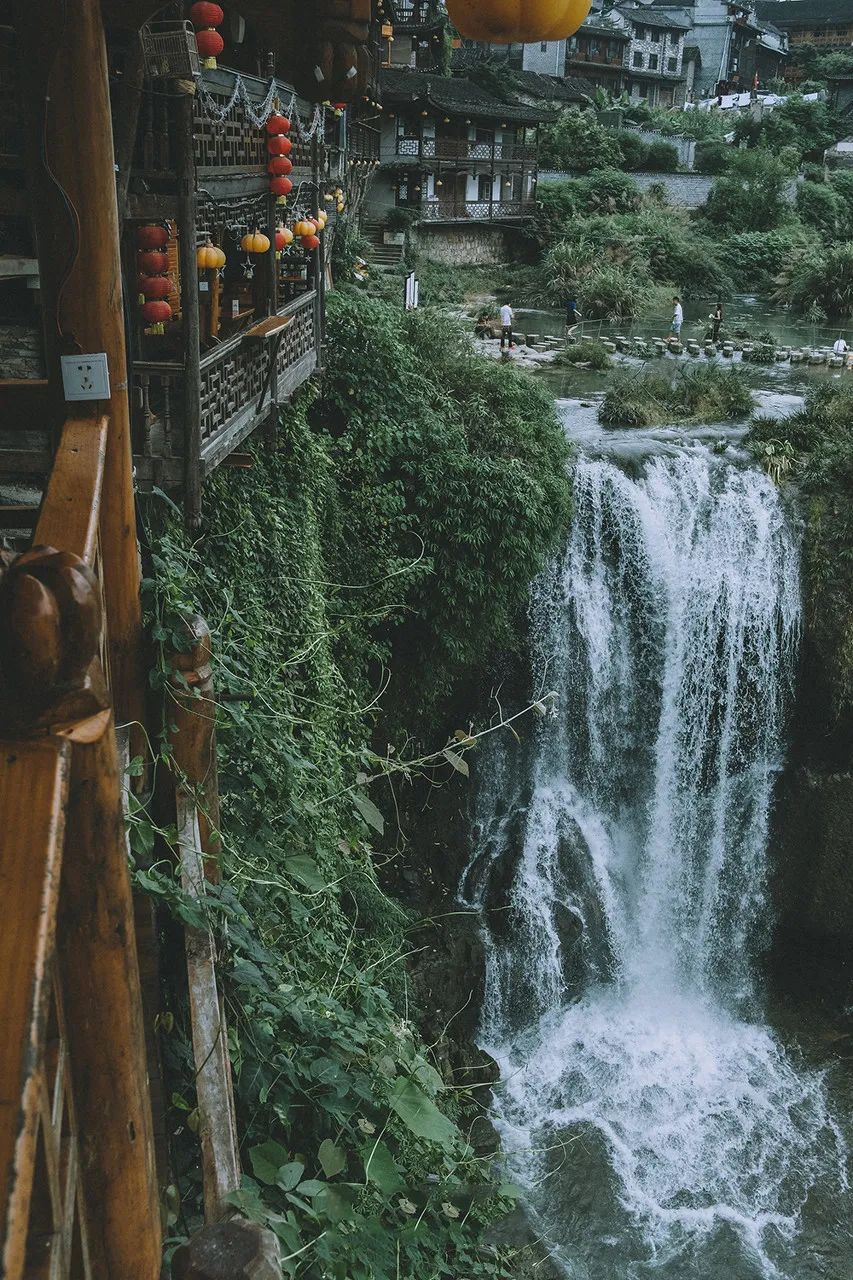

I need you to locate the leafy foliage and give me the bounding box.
[138,295,571,1276]
[746,384,853,737]
[733,94,843,163]
[703,150,794,233]
[599,363,753,428]
[773,242,853,319]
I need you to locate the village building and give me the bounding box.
[367,66,552,261]
[563,5,692,107]
[755,0,853,51]
[651,0,789,96]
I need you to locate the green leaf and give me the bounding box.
[284,855,327,892]
[295,1178,326,1197]
[314,1184,357,1222]
[275,1161,305,1191]
[389,1077,459,1148]
[318,1138,346,1178]
[442,747,469,777]
[363,1141,404,1195]
[353,790,384,835]
[249,1140,290,1186]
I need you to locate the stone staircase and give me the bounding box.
[362,219,405,270]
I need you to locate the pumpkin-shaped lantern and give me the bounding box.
[267,135,293,157]
[445,0,591,41]
[268,156,293,176]
[301,234,321,251]
[270,176,293,198]
[196,241,225,270]
[241,231,271,254]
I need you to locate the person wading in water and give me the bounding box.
[712,301,723,343]
[500,301,515,351]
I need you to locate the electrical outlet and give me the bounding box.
[61,353,111,402]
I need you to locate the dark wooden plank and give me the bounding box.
[0,449,51,475]
[245,315,293,341]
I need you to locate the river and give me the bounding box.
[461,408,852,1278]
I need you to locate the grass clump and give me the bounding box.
[556,339,612,370]
[599,363,753,427]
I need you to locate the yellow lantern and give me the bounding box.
[240,231,271,253]
[196,240,225,269]
[445,0,591,41]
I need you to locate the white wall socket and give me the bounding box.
[61,352,111,402]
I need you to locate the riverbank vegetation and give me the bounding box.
[521,90,853,321]
[748,383,853,733]
[136,291,570,1278]
[600,363,753,427]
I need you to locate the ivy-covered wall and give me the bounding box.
[137,290,572,1278]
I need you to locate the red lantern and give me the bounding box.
[138,250,169,274]
[142,299,172,324]
[274,229,287,251]
[267,135,293,157]
[138,274,171,299]
[268,156,293,176]
[196,28,224,60]
[189,1,223,24]
[301,234,320,251]
[136,224,169,250]
[270,176,292,197]
[265,114,291,135]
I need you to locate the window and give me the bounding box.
[540,41,548,52]
[478,173,492,201]
[651,29,660,42]
[649,53,658,69]
[634,25,644,40]
[668,56,677,71]
[633,51,643,67]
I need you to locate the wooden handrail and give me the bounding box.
[0,406,161,1279]
[34,416,107,565]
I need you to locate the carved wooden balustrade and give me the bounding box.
[132,289,319,489]
[0,415,161,1280]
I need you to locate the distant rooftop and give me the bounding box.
[755,0,853,29]
[378,68,556,124]
[616,4,693,30]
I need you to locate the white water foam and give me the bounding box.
[466,450,848,1278]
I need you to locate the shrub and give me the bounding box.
[644,139,680,172]
[695,140,732,175]
[583,167,642,214]
[599,363,753,427]
[796,181,849,238]
[773,242,853,319]
[733,94,841,162]
[704,150,792,232]
[385,206,419,232]
[721,226,816,290]
[617,131,650,171]
[556,338,612,369]
[539,107,623,173]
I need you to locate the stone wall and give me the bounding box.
[411,223,514,266]
[539,169,714,206]
[772,768,853,954]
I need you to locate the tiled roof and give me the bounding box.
[617,5,693,30]
[756,0,853,27]
[378,68,556,123]
[507,69,595,103]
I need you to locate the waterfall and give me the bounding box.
[465,449,848,1279]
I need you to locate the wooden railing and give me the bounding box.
[131,291,319,486]
[0,415,161,1280]
[416,198,536,221]
[395,137,537,162]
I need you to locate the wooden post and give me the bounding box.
[177,92,203,529]
[167,614,221,878]
[15,0,145,731]
[58,710,162,1280]
[311,137,325,361]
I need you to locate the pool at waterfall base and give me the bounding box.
[463,417,852,1279]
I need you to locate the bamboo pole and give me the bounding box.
[16,0,145,731]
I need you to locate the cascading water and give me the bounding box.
[464,442,849,1279]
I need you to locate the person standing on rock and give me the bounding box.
[566,296,582,333]
[712,301,723,343]
[500,301,515,351]
[670,297,683,340]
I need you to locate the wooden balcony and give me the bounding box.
[347,119,381,162]
[394,137,537,162]
[132,290,318,487]
[416,198,536,221]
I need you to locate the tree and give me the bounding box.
[704,150,791,232]
[538,107,623,173]
[773,243,853,319]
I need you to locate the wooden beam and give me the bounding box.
[34,416,107,564]
[0,737,69,1280]
[16,0,145,731]
[58,711,161,1279]
[177,93,203,529]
